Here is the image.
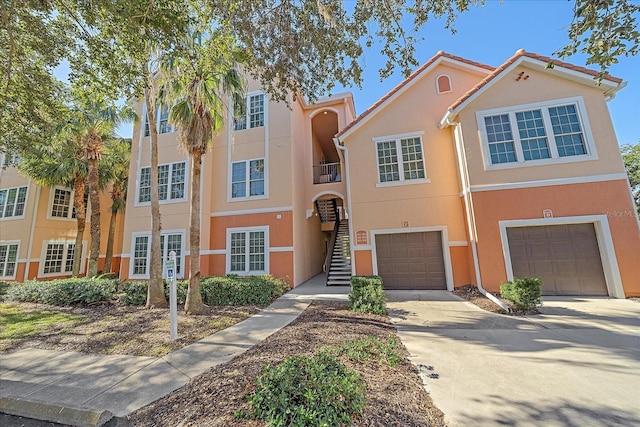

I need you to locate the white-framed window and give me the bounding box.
[477,97,596,169]
[130,231,184,278]
[231,158,265,199]
[234,93,265,130]
[137,161,186,204]
[374,132,427,185]
[48,186,88,220]
[2,153,21,167]
[0,186,27,219]
[436,74,452,94]
[143,104,175,137]
[0,242,19,279]
[226,226,269,275]
[40,241,76,276]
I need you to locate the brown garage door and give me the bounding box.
[375,231,446,290]
[507,224,607,296]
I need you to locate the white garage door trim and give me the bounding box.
[499,215,624,298]
[370,226,454,291]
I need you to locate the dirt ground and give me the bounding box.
[453,285,538,315]
[0,302,260,356]
[129,302,446,427]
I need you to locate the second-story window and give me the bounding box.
[375,133,427,184]
[51,188,72,218]
[143,105,175,136]
[0,186,27,218]
[235,93,265,130]
[231,159,265,198]
[138,161,186,204]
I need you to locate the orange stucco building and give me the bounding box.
[115,49,639,297]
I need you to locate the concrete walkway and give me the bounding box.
[387,291,640,427]
[0,274,348,426]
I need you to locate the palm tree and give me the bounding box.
[102,138,131,273]
[69,99,134,277]
[160,30,246,314]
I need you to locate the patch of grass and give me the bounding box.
[333,335,401,367]
[0,303,86,348]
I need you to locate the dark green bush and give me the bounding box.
[120,275,289,307]
[349,276,387,315]
[247,350,366,427]
[4,278,117,306]
[500,277,542,311]
[0,281,11,298]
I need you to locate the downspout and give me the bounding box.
[333,138,356,276]
[24,183,41,281]
[450,120,511,312]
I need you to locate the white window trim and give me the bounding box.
[234,91,266,131]
[476,96,598,171]
[373,131,429,187]
[38,240,86,278]
[46,186,88,221]
[436,74,452,94]
[369,226,454,291]
[0,185,28,220]
[129,230,186,279]
[0,240,20,279]
[142,103,176,137]
[228,157,267,202]
[225,226,270,275]
[134,160,189,207]
[498,215,624,298]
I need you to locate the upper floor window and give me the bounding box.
[374,133,427,185]
[49,186,88,220]
[138,161,186,204]
[131,232,183,277]
[231,159,265,198]
[143,105,175,137]
[478,97,594,169]
[0,243,19,278]
[0,186,27,218]
[2,153,21,167]
[235,93,265,130]
[436,75,452,94]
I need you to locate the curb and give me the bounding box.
[0,396,113,427]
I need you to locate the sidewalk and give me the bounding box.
[0,274,348,427]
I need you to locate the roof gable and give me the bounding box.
[439,49,625,128]
[335,51,493,140]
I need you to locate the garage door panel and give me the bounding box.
[507,224,607,296]
[375,231,446,290]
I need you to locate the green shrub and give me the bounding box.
[349,276,387,315]
[247,350,366,427]
[500,277,542,311]
[4,278,117,306]
[333,335,400,367]
[120,275,289,307]
[0,281,11,298]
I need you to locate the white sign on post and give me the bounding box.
[167,251,178,341]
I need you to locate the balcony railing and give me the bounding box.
[313,162,342,184]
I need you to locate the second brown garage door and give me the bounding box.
[375,231,446,290]
[507,223,608,296]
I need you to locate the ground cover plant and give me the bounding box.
[349,276,387,315]
[131,302,446,426]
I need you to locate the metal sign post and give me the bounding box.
[166,251,178,341]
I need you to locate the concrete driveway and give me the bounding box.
[387,291,640,427]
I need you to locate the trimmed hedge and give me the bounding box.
[349,276,387,315]
[4,278,117,306]
[247,350,366,426]
[120,275,290,307]
[500,277,542,311]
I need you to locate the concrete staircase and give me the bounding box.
[327,220,351,286]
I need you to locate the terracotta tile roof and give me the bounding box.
[447,49,623,112]
[335,51,494,138]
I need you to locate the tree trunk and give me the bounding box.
[145,81,168,308]
[103,204,117,273]
[185,150,205,314]
[72,174,86,277]
[87,157,101,277]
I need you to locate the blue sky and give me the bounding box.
[338,0,639,146]
[60,1,638,145]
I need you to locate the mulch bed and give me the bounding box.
[453,285,539,316]
[129,302,446,427]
